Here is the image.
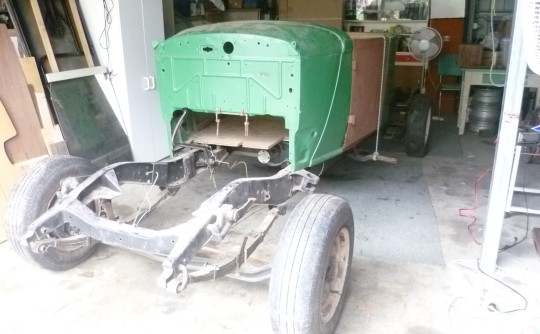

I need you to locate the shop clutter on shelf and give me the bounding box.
[459,19,512,69]
[345,0,429,21]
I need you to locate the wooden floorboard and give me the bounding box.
[190,115,287,150]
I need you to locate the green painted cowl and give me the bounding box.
[155,21,353,170]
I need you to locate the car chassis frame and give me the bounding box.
[20,144,319,293]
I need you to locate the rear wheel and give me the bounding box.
[405,94,432,157]
[6,156,100,271]
[269,194,354,334]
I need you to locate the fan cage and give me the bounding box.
[408,27,442,62]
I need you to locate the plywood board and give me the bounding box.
[281,0,342,28]
[190,116,287,150]
[344,37,385,149]
[285,0,342,18]
[19,56,55,128]
[0,25,48,163]
[0,100,24,243]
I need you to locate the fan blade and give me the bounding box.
[411,32,421,41]
[425,43,440,59]
[419,28,436,41]
[410,39,421,53]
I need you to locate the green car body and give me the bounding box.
[155,21,353,170]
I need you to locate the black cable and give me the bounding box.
[498,214,529,252]
[476,259,528,313]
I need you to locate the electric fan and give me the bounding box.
[408,27,443,93]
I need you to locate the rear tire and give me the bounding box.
[405,94,432,157]
[269,194,354,334]
[6,156,100,271]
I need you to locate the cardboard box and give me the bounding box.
[285,0,343,19]
[482,50,504,68]
[458,44,483,68]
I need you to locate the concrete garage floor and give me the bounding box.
[1,120,540,334]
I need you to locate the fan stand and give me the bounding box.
[422,60,444,122]
[409,27,444,122]
[419,58,444,122]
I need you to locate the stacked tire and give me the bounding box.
[405,94,432,157]
[467,87,503,133]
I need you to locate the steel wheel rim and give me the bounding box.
[37,185,95,251]
[320,226,350,323]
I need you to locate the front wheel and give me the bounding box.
[6,156,100,271]
[269,194,354,334]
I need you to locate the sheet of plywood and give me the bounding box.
[19,56,55,128]
[190,116,287,150]
[0,99,23,243]
[282,0,342,28]
[344,35,386,149]
[0,25,48,163]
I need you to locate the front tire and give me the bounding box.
[6,156,100,271]
[269,194,354,334]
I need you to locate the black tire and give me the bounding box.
[405,94,432,157]
[6,156,100,271]
[269,194,354,334]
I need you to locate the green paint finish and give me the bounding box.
[155,21,352,170]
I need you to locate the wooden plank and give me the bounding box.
[19,57,44,93]
[0,25,48,163]
[41,125,69,156]
[190,116,287,150]
[66,0,94,67]
[29,0,59,72]
[0,100,24,243]
[19,57,55,128]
